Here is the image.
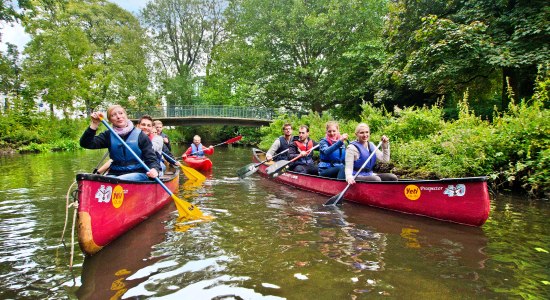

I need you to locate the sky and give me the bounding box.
[0,0,150,52]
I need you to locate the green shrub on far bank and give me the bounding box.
[259,91,548,197]
[0,111,89,152]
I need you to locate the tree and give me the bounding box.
[373,0,549,110]
[140,0,228,106]
[207,0,387,116]
[0,43,24,112]
[22,0,153,117]
[0,0,32,27]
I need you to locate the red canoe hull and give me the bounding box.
[76,170,179,255]
[253,149,490,226]
[184,156,213,171]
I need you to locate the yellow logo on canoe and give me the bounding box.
[111,185,124,208]
[404,184,421,200]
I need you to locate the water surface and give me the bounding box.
[0,147,548,299]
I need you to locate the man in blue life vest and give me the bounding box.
[287,125,319,175]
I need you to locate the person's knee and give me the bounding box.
[294,165,306,173]
[358,175,381,182]
[380,173,398,181]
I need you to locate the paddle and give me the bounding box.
[266,144,319,178]
[189,135,242,155]
[236,149,289,179]
[92,151,110,174]
[98,116,208,220]
[162,151,206,181]
[324,141,382,206]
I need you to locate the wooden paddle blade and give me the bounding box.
[180,165,206,181]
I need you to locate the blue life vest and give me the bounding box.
[109,128,144,173]
[319,138,345,169]
[191,143,204,157]
[274,136,291,161]
[351,141,377,176]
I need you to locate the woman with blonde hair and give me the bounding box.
[318,121,349,179]
[80,105,161,181]
[344,123,398,183]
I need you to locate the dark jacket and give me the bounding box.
[80,127,161,175]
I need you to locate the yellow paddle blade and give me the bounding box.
[180,165,206,181]
[172,194,214,221]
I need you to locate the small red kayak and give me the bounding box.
[184,156,213,171]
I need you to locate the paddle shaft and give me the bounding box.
[162,151,177,164]
[256,149,289,167]
[269,144,319,176]
[99,118,173,196]
[325,141,382,206]
[190,135,241,155]
[92,151,110,174]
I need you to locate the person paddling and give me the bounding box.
[344,123,398,184]
[287,125,319,175]
[266,123,293,162]
[138,115,165,176]
[182,135,214,158]
[80,105,160,181]
[318,121,349,179]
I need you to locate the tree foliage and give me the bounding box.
[373,0,549,110]
[140,0,227,106]
[21,0,152,116]
[206,0,387,116]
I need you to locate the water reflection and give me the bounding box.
[76,204,173,300]
[0,149,548,299]
[343,204,488,270]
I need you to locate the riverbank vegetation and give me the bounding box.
[259,75,549,198]
[1,0,548,197]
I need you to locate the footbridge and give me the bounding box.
[127,105,276,127]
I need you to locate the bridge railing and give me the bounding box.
[127,105,276,120]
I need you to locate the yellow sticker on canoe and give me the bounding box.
[404,184,421,200]
[111,185,124,208]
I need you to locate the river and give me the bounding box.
[0,147,548,299]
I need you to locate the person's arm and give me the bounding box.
[203,145,214,155]
[319,139,342,155]
[151,136,163,153]
[138,132,161,175]
[375,136,391,163]
[80,128,109,149]
[266,139,281,160]
[182,146,192,158]
[344,145,360,184]
[312,139,319,149]
[161,132,169,145]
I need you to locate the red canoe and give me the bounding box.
[184,156,213,171]
[76,168,179,255]
[253,149,490,226]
